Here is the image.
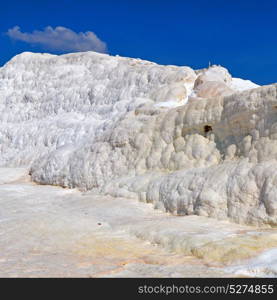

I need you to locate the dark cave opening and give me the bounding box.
[204,125,213,134]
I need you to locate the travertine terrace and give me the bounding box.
[1,51,277,277]
[1,51,276,225]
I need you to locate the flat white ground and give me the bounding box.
[0,168,276,277]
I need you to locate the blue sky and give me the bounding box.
[0,0,276,85]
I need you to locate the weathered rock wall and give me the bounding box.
[2,51,276,225]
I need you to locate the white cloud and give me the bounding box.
[7,26,107,53]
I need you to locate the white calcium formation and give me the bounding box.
[1,51,276,226]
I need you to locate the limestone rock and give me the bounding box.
[2,51,276,226]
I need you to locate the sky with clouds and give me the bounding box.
[7,26,107,53]
[0,0,276,84]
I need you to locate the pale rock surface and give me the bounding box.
[194,81,234,98]
[1,168,277,277]
[194,65,232,87]
[2,51,277,226]
[226,248,277,277]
